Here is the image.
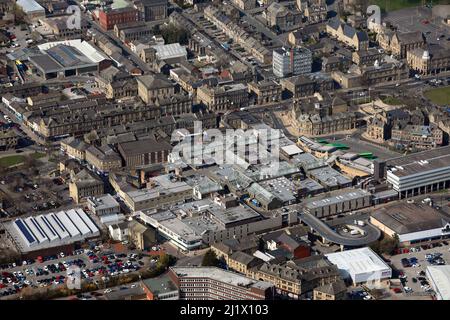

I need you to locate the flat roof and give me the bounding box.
[426,265,450,300]
[387,146,450,177]
[308,166,352,187]
[372,203,448,234]
[304,188,370,209]
[325,247,391,276]
[171,266,273,290]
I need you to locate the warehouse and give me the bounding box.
[325,247,392,287]
[426,265,450,300]
[16,0,45,20]
[2,208,100,256]
[386,146,450,198]
[370,203,450,246]
[28,40,111,79]
[303,188,372,218]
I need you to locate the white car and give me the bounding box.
[43,266,48,271]
[104,288,112,294]
[24,280,31,285]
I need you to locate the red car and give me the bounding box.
[422,20,429,24]
[392,288,402,293]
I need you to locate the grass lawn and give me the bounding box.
[381,96,403,105]
[424,86,450,106]
[370,0,450,12]
[0,155,25,168]
[0,152,45,168]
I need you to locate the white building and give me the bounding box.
[426,265,450,300]
[325,247,392,287]
[4,208,100,253]
[273,46,312,78]
[386,146,450,198]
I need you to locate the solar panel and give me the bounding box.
[14,220,36,245]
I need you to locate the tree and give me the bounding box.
[201,250,219,267]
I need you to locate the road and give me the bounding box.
[298,211,381,247]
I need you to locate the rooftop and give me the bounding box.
[170,266,273,290]
[372,203,449,235]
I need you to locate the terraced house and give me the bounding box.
[326,18,369,51]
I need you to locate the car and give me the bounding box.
[103,288,112,294]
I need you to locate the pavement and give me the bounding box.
[388,242,450,298]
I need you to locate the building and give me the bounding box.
[2,208,100,257]
[265,2,302,31]
[152,43,187,62]
[142,273,180,300]
[326,18,369,51]
[407,45,450,75]
[108,222,129,241]
[325,247,392,287]
[69,169,105,203]
[60,137,89,161]
[28,40,111,80]
[136,0,168,22]
[303,188,371,218]
[138,199,280,251]
[426,265,450,300]
[87,194,121,217]
[370,203,450,246]
[280,73,334,98]
[137,74,175,104]
[98,7,140,31]
[16,0,45,20]
[211,237,260,264]
[232,0,256,10]
[228,251,264,276]
[352,48,384,66]
[196,84,249,112]
[129,219,157,250]
[254,256,341,298]
[42,17,89,39]
[391,124,443,151]
[118,139,171,168]
[85,145,122,173]
[273,47,312,78]
[313,279,347,300]
[118,174,193,211]
[0,129,19,150]
[385,146,450,198]
[248,80,282,105]
[168,267,275,300]
[390,31,425,59]
[95,66,138,100]
[204,5,272,64]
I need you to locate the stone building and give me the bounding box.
[69,169,105,203]
[0,129,19,150]
[265,2,302,31]
[280,73,334,98]
[232,0,256,10]
[137,74,175,104]
[407,45,450,75]
[85,145,122,172]
[196,83,249,112]
[253,256,340,298]
[390,31,425,59]
[96,66,138,100]
[135,0,167,22]
[248,80,282,105]
[326,18,369,51]
[391,124,444,151]
[313,280,347,300]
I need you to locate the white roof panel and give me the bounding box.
[55,211,80,237]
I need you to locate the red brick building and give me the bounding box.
[98,7,140,31]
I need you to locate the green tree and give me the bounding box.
[201,250,219,267]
